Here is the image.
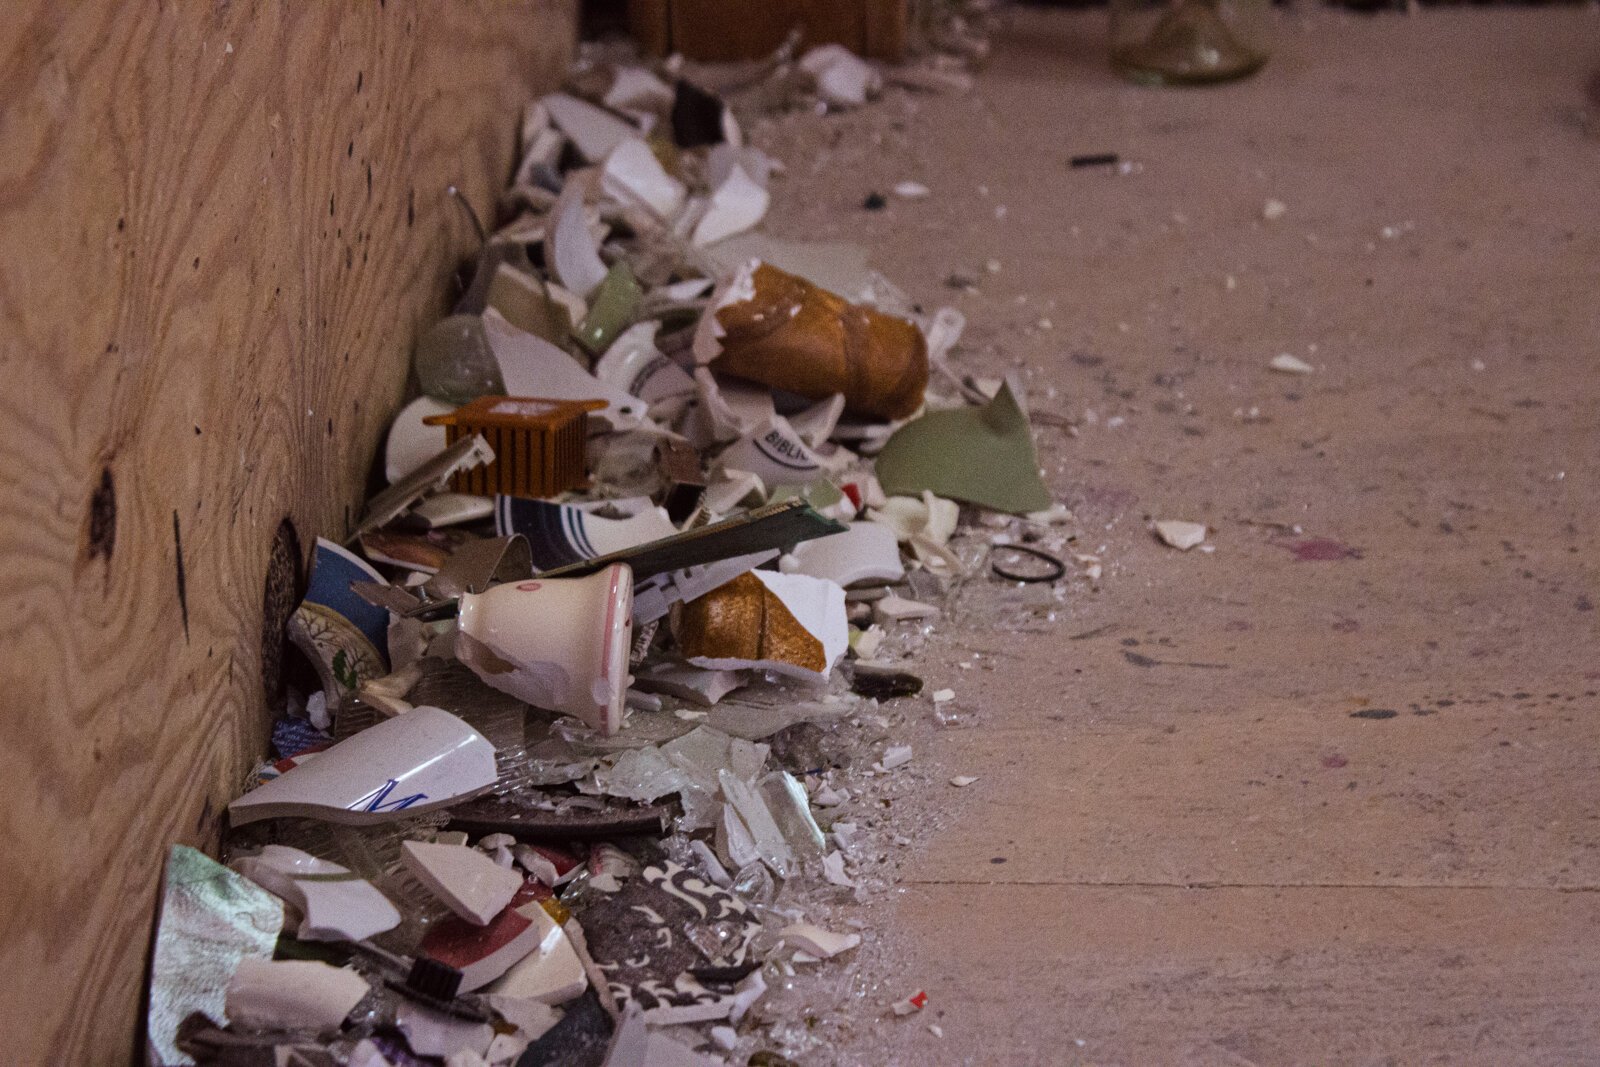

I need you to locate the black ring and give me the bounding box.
[989,543,1067,583]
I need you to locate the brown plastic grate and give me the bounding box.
[423,396,603,499]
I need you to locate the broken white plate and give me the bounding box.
[788,393,846,450]
[706,142,778,189]
[482,311,647,430]
[541,92,640,163]
[692,164,770,247]
[594,322,696,404]
[488,905,588,1005]
[229,706,497,826]
[225,959,369,1033]
[604,67,675,113]
[402,840,525,926]
[421,896,550,993]
[702,468,766,515]
[455,563,634,736]
[798,44,881,108]
[385,396,455,483]
[231,845,401,943]
[600,138,686,221]
[1155,519,1208,550]
[396,1000,495,1060]
[780,923,861,959]
[692,368,776,445]
[780,521,904,587]
[545,172,609,298]
[632,663,746,707]
[717,416,824,488]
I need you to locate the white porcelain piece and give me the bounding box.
[541,92,639,163]
[224,959,368,1033]
[402,840,524,926]
[692,163,769,247]
[455,563,634,736]
[600,138,686,220]
[487,904,588,1005]
[631,664,746,707]
[482,311,645,429]
[385,396,455,483]
[780,522,904,587]
[228,706,496,826]
[716,416,823,488]
[230,845,401,943]
[594,322,695,404]
[544,170,608,297]
[779,922,861,959]
[396,999,494,1059]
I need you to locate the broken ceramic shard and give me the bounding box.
[1155,519,1208,550]
[873,594,940,626]
[878,744,913,770]
[395,999,495,1060]
[677,569,847,684]
[230,845,400,942]
[580,862,762,1022]
[482,312,646,430]
[950,775,980,787]
[542,92,639,163]
[696,261,928,420]
[874,379,1052,514]
[420,903,547,993]
[148,847,283,1065]
[491,902,589,1004]
[356,434,496,538]
[600,137,687,221]
[789,392,847,449]
[385,395,455,483]
[780,923,861,959]
[495,497,677,572]
[288,538,392,705]
[604,66,674,113]
[415,314,507,404]
[692,367,778,445]
[403,840,525,925]
[594,322,696,404]
[228,706,497,826]
[781,521,905,587]
[545,171,609,298]
[574,262,643,355]
[455,563,634,736]
[1270,352,1315,374]
[716,415,825,488]
[225,959,368,1034]
[799,44,882,109]
[692,163,770,247]
[486,263,573,344]
[632,663,745,707]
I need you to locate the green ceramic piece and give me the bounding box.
[574,262,642,355]
[874,382,1052,514]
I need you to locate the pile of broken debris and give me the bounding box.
[148,33,1077,1067]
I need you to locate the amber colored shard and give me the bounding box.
[712,263,927,421]
[677,571,827,674]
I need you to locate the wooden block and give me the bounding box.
[0,2,577,1062]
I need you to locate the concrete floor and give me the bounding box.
[754,6,1600,1063]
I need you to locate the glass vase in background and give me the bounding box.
[1110,0,1271,86]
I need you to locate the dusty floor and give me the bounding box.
[745,7,1600,1064]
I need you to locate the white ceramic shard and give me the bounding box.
[1269,352,1315,374]
[385,395,455,483]
[632,664,746,707]
[693,368,775,444]
[228,706,497,826]
[950,775,980,787]
[691,164,770,247]
[545,172,609,298]
[410,493,495,529]
[541,92,639,163]
[455,563,634,736]
[396,1000,495,1059]
[603,67,674,113]
[707,142,779,190]
[691,259,761,366]
[402,840,524,926]
[685,570,848,685]
[594,322,696,404]
[702,468,766,515]
[489,905,588,1004]
[780,923,861,959]
[486,994,560,1042]
[821,849,855,888]
[421,903,549,993]
[1155,519,1208,551]
[231,845,401,943]
[224,959,369,1033]
[894,181,930,199]
[788,393,846,450]
[878,744,913,770]
[798,44,881,108]
[716,416,824,489]
[481,311,646,430]
[600,138,687,221]
[781,522,905,587]
[872,594,939,626]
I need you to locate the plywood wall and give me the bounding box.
[0,3,576,1061]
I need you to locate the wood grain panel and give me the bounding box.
[0,3,575,1062]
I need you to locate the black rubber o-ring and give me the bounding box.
[990,543,1067,583]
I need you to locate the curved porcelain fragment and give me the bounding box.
[545,172,608,298]
[600,138,686,221]
[541,92,639,163]
[385,396,456,483]
[481,311,646,430]
[231,845,401,942]
[225,959,369,1033]
[402,840,524,926]
[690,367,775,445]
[228,706,497,826]
[455,564,634,736]
[716,416,824,489]
[691,164,770,247]
[594,322,695,404]
[488,905,588,1004]
[780,521,904,587]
